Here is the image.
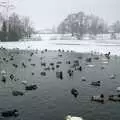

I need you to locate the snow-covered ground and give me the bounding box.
[0,39,120,56]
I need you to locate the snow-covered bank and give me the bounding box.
[0,40,120,56]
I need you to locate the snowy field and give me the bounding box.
[0,39,120,56]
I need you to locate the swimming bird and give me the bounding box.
[91,81,101,86]
[1,109,19,117]
[1,70,7,76]
[105,52,110,59]
[116,87,120,92]
[12,91,24,96]
[25,84,38,90]
[91,94,104,103]
[109,74,116,79]
[81,77,86,81]
[21,80,28,85]
[108,94,120,102]
[71,88,79,98]
[65,115,84,120]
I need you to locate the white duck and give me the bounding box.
[65,115,84,120]
[21,80,28,85]
[1,70,7,76]
[116,87,120,92]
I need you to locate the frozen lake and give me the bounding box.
[0,39,120,55]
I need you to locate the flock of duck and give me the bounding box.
[0,47,120,120]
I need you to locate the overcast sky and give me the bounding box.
[13,0,119,30]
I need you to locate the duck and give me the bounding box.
[91,81,101,86]
[12,64,18,68]
[30,52,34,57]
[71,88,79,98]
[12,91,24,96]
[40,72,46,76]
[57,61,62,64]
[68,69,74,77]
[22,62,26,68]
[50,63,54,66]
[91,94,104,103]
[56,71,63,80]
[101,66,105,70]
[56,64,60,68]
[41,62,46,67]
[74,60,79,66]
[86,58,92,62]
[66,61,71,64]
[116,87,120,92]
[1,109,19,117]
[10,74,14,80]
[108,94,120,102]
[1,70,7,76]
[94,56,99,60]
[105,52,110,59]
[21,80,28,85]
[65,115,84,120]
[81,77,86,81]
[1,76,6,83]
[77,66,82,71]
[109,74,116,79]
[25,84,38,91]
[45,49,47,52]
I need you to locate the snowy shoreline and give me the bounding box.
[0,39,120,56]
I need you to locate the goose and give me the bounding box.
[65,115,84,120]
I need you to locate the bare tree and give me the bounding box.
[21,16,34,38]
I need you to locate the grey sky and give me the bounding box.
[14,0,119,30]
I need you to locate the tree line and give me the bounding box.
[0,12,34,41]
[57,12,120,39]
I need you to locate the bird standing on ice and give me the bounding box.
[65,115,84,120]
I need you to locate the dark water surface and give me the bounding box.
[0,49,120,120]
